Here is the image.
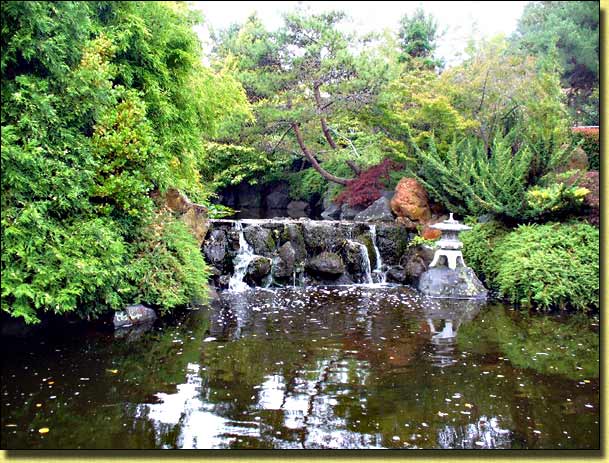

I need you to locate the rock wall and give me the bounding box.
[203,219,423,289]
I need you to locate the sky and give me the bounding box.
[189,1,530,66]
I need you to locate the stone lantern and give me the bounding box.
[428,213,470,270]
[418,213,487,299]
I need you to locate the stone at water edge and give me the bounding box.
[245,256,272,286]
[273,242,297,279]
[354,196,395,222]
[418,266,487,299]
[305,252,345,279]
[113,304,157,329]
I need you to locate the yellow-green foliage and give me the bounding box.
[462,222,599,312]
[1,2,243,323]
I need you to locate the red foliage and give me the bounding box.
[335,159,403,208]
[571,126,599,137]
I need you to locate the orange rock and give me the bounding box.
[422,226,441,241]
[390,178,432,223]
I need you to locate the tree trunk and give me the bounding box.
[314,85,338,149]
[292,123,350,186]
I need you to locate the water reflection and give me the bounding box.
[0,286,599,449]
[424,299,485,368]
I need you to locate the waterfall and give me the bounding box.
[368,224,386,284]
[348,239,373,285]
[228,222,255,292]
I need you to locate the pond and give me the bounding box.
[1,285,599,449]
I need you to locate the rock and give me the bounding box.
[374,223,411,266]
[203,229,229,271]
[398,245,435,284]
[340,203,365,220]
[342,240,367,279]
[306,252,345,278]
[302,221,344,254]
[287,201,310,218]
[236,182,263,208]
[246,256,272,286]
[396,216,418,230]
[243,225,275,255]
[265,182,290,209]
[113,304,157,329]
[390,177,431,223]
[114,320,155,341]
[273,242,297,279]
[354,197,395,222]
[281,223,307,260]
[321,202,342,220]
[165,188,208,246]
[386,266,408,284]
[418,266,487,299]
[422,226,441,241]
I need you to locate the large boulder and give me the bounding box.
[245,256,272,286]
[165,188,208,246]
[390,177,432,224]
[203,229,230,272]
[354,196,395,222]
[418,266,487,299]
[342,240,368,279]
[302,221,345,254]
[265,182,290,209]
[243,225,276,255]
[280,223,307,260]
[113,304,157,329]
[236,182,263,208]
[374,224,411,266]
[306,252,345,279]
[273,242,297,279]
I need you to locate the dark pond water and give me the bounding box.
[1,286,599,449]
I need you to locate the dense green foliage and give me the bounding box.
[411,129,588,221]
[512,1,599,124]
[1,1,248,323]
[397,7,442,69]
[463,221,599,312]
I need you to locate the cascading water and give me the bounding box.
[228,222,255,292]
[368,224,386,284]
[347,239,373,285]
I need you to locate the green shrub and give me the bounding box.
[461,221,509,285]
[493,222,598,312]
[411,129,579,221]
[1,2,242,323]
[127,215,210,311]
[463,221,599,312]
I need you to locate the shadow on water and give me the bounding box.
[0,286,599,450]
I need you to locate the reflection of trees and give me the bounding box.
[457,305,599,380]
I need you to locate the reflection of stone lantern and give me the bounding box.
[418,213,487,299]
